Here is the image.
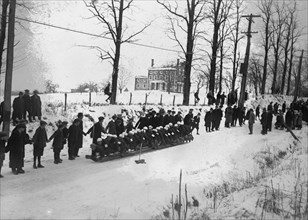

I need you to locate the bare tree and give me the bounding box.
[157,0,206,105]
[286,3,301,95]
[258,0,274,94]
[247,54,262,97]
[0,0,10,77]
[45,79,59,93]
[84,0,150,104]
[192,71,206,91]
[117,66,132,93]
[270,1,287,94]
[229,0,244,93]
[206,0,234,94]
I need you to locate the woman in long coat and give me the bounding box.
[6,124,31,174]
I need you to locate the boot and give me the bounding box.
[17,168,25,174]
[33,157,37,169]
[12,168,18,175]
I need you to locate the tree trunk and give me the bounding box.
[219,43,223,92]
[0,0,9,76]
[209,26,219,93]
[110,0,123,105]
[286,42,294,95]
[261,17,270,94]
[2,0,16,134]
[281,24,291,94]
[182,1,195,106]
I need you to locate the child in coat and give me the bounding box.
[49,122,64,164]
[32,121,49,168]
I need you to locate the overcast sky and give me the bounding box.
[1,0,307,94]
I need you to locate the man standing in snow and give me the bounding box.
[12,92,25,125]
[184,109,194,130]
[248,109,256,134]
[224,105,233,128]
[75,113,86,157]
[256,105,260,120]
[106,115,117,135]
[261,108,268,135]
[68,119,80,160]
[193,112,201,135]
[282,101,286,113]
[31,90,42,121]
[204,109,212,132]
[267,110,273,132]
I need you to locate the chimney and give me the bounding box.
[151,59,154,67]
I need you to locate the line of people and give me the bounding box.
[0,89,42,126]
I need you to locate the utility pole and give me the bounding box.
[2,0,16,134]
[238,14,260,107]
[293,49,304,102]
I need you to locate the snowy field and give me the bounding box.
[0,92,307,219]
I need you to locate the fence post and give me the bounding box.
[89,91,92,106]
[173,95,176,106]
[160,94,163,105]
[64,93,67,111]
[129,92,132,105]
[145,93,148,105]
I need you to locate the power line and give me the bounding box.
[14,16,182,53]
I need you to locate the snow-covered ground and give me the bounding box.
[0,92,307,219]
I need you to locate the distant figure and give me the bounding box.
[220,92,226,106]
[104,83,112,102]
[31,90,42,121]
[261,108,268,135]
[193,112,201,135]
[248,109,256,134]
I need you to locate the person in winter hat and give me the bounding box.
[49,122,65,164]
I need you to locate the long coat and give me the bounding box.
[32,127,48,156]
[49,129,64,152]
[76,119,84,148]
[12,97,24,118]
[23,94,32,112]
[87,122,105,144]
[106,120,117,135]
[7,129,31,169]
[204,112,212,127]
[31,95,42,117]
[68,125,79,149]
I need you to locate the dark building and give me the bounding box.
[134,59,184,93]
[135,76,148,90]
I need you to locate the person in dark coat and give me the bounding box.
[49,122,64,164]
[193,113,201,135]
[256,105,260,120]
[214,106,223,130]
[115,114,125,136]
[261,108,268,135]
[126,117,134,133]
[0,132,8,178]
[31,90,42,121]
[216,91,221,106]
[248,109,255,134]
[67,119,80,160]
[23,89,32,122]
[275,110,285,130]
[12,92,25,125]
[282,101,286,113]
[220,92,226,106]
[224,105,233,128]
[104,83,112,102]
[285,108,294,129]
[106,115,117,135]
[204,109,212,132]
[231,105,239,127]
[6,123,31,174]
[62,121,69,146]
[273,103,279,115]
[75,113,86,157]
[163,110,172,126]
[86,116,105,144]
[32,121,48,168]
[174,111,182,124]
[135,113,149,129]
[267,110,273,132]
[267,102,273,113]
[184,109,194,129]
[170,111,176,125]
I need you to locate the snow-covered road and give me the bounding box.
[1,120,306,219]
